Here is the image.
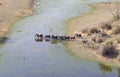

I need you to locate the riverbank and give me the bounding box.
[67,2,120,67]
[0,0,34,38]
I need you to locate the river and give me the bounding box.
[0,0,120,77]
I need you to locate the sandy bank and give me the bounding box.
[0,0,34,37]
[67,2,120,67]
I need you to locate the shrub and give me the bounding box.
[90,27,100,33]
[99,44,119,59]
[116,37,120,43]
[103,40,113,46]
[93,44,101,50]
[112,26,120,34]
[96,37,105,43]
[101,23,112,30]
[86,41,95,49]
[91,36,105,43]
[81,28,89,33]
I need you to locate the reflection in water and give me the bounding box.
[35,38,67,45]
[99,63,112,73]
[118,68,120,77]
[0,53,3,68]
[51,40,68,45]
[0,37,9,45]
[51,40,58,44]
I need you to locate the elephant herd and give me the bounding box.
[35,33,82,42]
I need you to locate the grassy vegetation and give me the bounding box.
[80,20,120,59]
[101,23,112,30]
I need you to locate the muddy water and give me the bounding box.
[0,0,120,77]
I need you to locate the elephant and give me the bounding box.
[45,35,51,41]
[70,36,76,41]
[35,33,43,42]
[64,36,70,41]
[35,33,43,38]
[58,36,66,41]
[51,35,58,40]
[35,33,79,42]
[74,33,82,39]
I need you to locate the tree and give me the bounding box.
[105,2,120,20]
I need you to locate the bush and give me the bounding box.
[103,40,113,46]
[101,23,112,30]
[91,36,105,43]
[90,27,100,33]
[86,41,95,49]
[96,37,105,43]
[100,44,119,59]
[81,28,89,33]
[112,26,120,34]
[116,37,120,43]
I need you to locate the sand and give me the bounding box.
[66,2,120,67]
[0,0,34,37]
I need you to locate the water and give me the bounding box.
[0,0,120,77]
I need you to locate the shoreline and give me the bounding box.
[0,0,34,38]
[66,2,120,67]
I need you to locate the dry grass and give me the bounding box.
[80,20,120,59]
[112,26,120,34]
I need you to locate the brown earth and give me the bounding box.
[0,0,34,37]
[66,2,120,67]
